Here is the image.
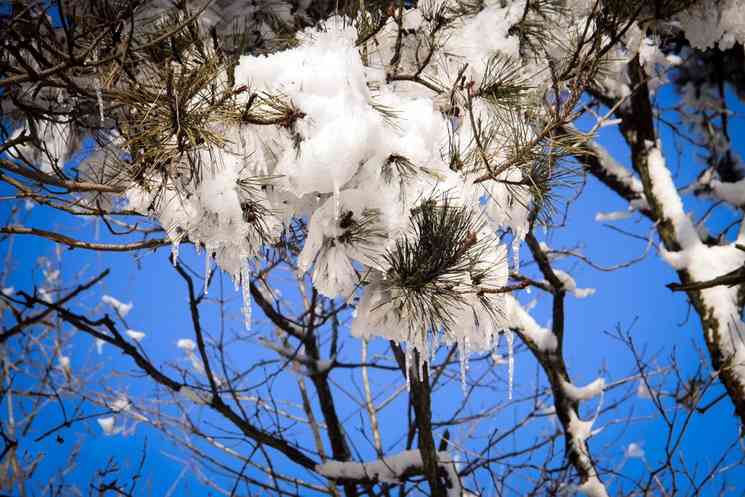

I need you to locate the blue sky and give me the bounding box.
[2,88,745,496]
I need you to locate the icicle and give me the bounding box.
[204,248,211,295]
[458,336,468,394]
[96,86,104,125]
[171,241,180,265]
[417,346,425,382]
[404,345,412,391]
[94,51,104,125]
[241,261,252,331]
[505,329,514,400]
[459,334,472,395]
[333,180,340,223]
[511,237,522,269]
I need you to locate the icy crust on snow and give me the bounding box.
[317,449,461,496]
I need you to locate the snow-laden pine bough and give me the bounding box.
[4,0,745,496]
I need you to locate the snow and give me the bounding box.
[660,242,745,385]
[126,329,146,342]
[567,410,609,497]
[553,270,596,299]
[589,142,646,204]
[316,450,461,496]
[654,139,745,387]
[101,295,133,317]
[110,396,131,413]
[176,338,196,352]
[97,416,117,435]
[78,0,649,390]
[594,210,631,222]
[7,118,75,173]
[646,142,700,249]
[676,0,745,50]
[576,477,610,497]
[709,178,745,207]
[58,355,71,370]
[636,381,653,399]
[504,295,557,352]
[624,442,645,460]
[561,378,605,402]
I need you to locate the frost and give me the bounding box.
[102,295,133,317]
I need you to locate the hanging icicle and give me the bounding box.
[333,179,340,223]
[404,345,413,391]
[94,50,104,125]
[505,329,514,400]
[204,247,211,295]
[511,237,522,269]
[171,240,180,265]
[240,260,252,331]
[458,335,469,395]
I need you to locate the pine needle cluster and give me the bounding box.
[381,194,501,339]
[106,7,301,211]
[335,208,387,248]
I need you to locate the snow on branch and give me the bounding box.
[645,142,701,249]
[316,449,460,496]
[504,295,557,353]
[561,377,606,402]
